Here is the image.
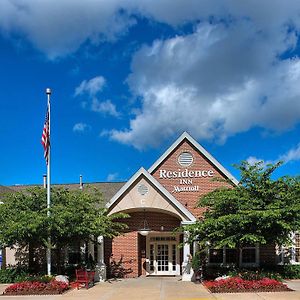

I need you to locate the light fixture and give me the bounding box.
[138,209,151,236]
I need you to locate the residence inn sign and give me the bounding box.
[159,151,215,193]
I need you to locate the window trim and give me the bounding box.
[207,244,259,266]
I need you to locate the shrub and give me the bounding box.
[4,280,69,295]
[204,276,291,293]
[279,265,300,279]
[228,269,283,282]
[0,267,29,283]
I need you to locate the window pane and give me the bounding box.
[296,249,300,263]
[226,249,237,263]
[209,249,223,263]
[242,248,256,263]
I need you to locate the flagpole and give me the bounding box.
[46,88,51,276]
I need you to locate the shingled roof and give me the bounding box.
[0,185,15,199]
[6,182,125,204]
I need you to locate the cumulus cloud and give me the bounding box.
[0,0,136,59]
[2,1,300,148]
[75,76,106,97]
[247,143,300,166]
[106,172,119,181]
[109,20,300,148]
[73,122,91,133]
[74,76,120,117]
[91,99,119,117]
[279,143,300,163]
[2,1,300,59]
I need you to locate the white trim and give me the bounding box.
[148,132,239,186]
[146,232,180,276]
[106,167,196,222]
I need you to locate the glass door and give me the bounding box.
[148,241,178,275]
[156,244,169,274]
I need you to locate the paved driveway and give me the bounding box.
[1,278,300,300]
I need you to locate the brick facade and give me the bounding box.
[106,134,279,278]
[105,211,181,278]
[152,140,233,218]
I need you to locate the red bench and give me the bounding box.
[75,269,95,289]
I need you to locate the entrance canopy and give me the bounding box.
[106,167,196,223]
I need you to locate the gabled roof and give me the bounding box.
[148,131,239,185]
[106,167,196,222]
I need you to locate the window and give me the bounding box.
[208,249,223,264]
[208,245,258,266]
[226,248,237,264]
[241,248,256,264]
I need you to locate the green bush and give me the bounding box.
[228,269,283,282]
[0,267,52,283]
[203,264,300,280]
[279,265,300,279]
[0,267,29,283]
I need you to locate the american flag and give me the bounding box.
[41,109,50,165]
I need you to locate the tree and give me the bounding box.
[0,186,127,273]
[185,161,300,262]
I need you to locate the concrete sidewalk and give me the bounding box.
[1,278,300,300]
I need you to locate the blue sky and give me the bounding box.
[0,0,299,186]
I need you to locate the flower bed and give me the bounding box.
[3,280,69,296]
[204,276,292,293]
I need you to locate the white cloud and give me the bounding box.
[2,1,300,58]
[106,172,119,181]
[108,21,300,149]
[73,122,91,133]
[75,76,106,97]
[246,156,273,168]
[279,143,300,163]
[91,99,119,117]
[247,143,300,166]
[0,0,136,59]
[74,76,120,117]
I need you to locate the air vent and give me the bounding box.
[138,184,149,196]
[178,151,194,167]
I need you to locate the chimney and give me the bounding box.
[43,174,47,189]
[79,175,83,190]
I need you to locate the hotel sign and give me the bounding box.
[159,168,214,193]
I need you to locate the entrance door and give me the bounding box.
[156,244,169,275]
[148,240,179,275]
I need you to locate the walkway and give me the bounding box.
[1,277,300,300]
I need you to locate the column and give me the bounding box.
[182,231,193,281]
[94,236,106,282]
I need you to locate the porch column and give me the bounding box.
[94,236,106,282]
[182,231,193,281]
